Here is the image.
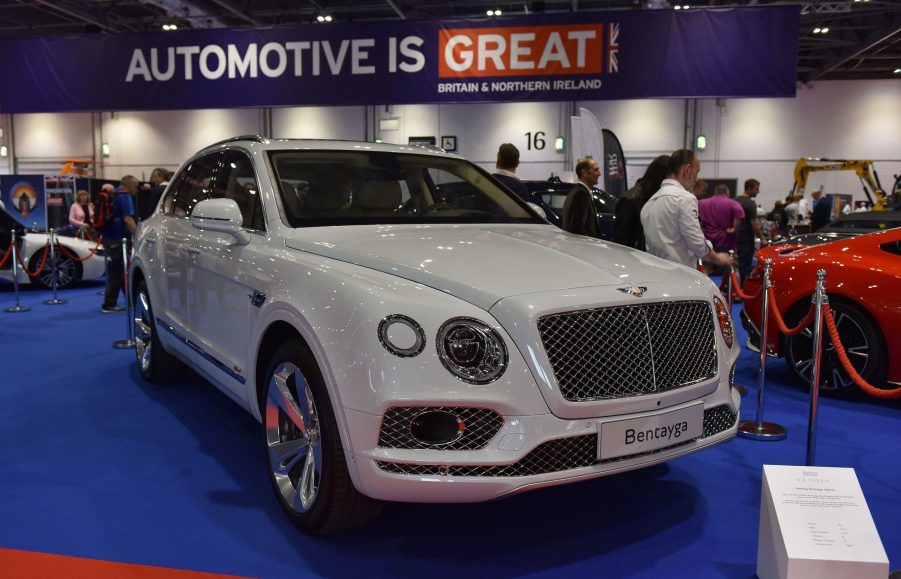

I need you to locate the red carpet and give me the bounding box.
[0,548,252,579]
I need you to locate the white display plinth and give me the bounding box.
[757,465,889,579]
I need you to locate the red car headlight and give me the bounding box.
[713,296,734,349]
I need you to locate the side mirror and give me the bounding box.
[190,198,250,245]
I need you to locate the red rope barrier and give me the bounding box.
[15,243,50,278]
[0,243,12,269]
[767,288,817,337]
[57,237,103,262]
[729,271,763,302]
[823,305,901,399]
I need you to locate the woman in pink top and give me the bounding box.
[68,189,95,236]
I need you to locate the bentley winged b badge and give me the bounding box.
[617,286,647,298]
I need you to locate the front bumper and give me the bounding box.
[346,384,740,503]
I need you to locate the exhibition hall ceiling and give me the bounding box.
[0,0,898,83]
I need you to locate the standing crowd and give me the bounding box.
[64,168,173,313]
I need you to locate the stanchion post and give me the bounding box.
[806,269,828,466]
[4,230,31,313]
[44,228,67,305]
[738,259,787,441]
[113,238,135,350]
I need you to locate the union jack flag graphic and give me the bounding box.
[608,22,620,73]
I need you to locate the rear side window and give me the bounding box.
[163,152,221,218]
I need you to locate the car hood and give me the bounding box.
[285,224,704,309]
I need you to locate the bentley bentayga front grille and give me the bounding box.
[538,301,717,401]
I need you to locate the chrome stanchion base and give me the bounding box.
[112,339,136,350]
[4,304,31,313]
[44,298,67,305]
[737,420,787,441]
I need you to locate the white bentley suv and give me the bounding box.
[130,136,741,533]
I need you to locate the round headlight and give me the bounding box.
[436,318,508,384]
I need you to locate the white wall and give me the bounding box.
[2,80,899,210]
[272,106,366,140]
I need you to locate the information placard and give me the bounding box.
[757,465,888,579]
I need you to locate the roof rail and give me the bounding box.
[208,135,270,148]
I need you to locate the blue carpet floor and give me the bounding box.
[0,281,898,578]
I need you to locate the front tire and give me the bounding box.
[262,342,381,534]
[134,280,180,383]
[784,298,887,398]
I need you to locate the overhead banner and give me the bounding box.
[0,6,799,113]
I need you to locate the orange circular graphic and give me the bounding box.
[11,182,37,219]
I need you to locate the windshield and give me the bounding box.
[269,150,544,227]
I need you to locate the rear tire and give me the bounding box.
[262,342,382,534]
[134,280,181,383]
[784,298,887,399]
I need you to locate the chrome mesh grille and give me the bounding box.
[378,407,502,450]
[376,405,737,477]
[538,301,717,401]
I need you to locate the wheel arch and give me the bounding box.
[253,317,366,492]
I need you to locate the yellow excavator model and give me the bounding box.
[791,158,888,211]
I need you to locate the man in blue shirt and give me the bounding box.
[100,175,138,313]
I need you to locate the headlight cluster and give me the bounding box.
[713,297,734,348]
[379,315,508,384]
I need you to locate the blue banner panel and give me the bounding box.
[0,7,799,113]
[1,176,47,231]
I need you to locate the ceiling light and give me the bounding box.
[683,4,690,8]
[495,9,502,15]
[487,10,494,16]
[0,145,8,158]
[821,27,829,33]
[813,27,821,33]
[317,15,332,23]
[894,68,901,74]
[674,5,681,9]
[161,23,177,31]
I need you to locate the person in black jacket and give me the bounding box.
[137,167,171,221]
[562,158,602,237]
[810,187,832,231]
[611,155,669,250]
[492,143,561,226]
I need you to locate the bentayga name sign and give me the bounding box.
[0,6,799,113]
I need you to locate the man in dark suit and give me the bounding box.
[562,157,601,237]
[811,187,832,231]
[492,143,560,226]
[138,167,171,221]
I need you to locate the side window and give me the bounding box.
[214,149,264,231]
[167,153,221,218]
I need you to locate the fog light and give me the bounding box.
[409,410,464,445]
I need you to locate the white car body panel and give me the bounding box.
[131,138,741,508]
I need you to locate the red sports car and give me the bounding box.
[740,228,901,398]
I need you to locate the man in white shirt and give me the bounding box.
[640,149,734,269]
